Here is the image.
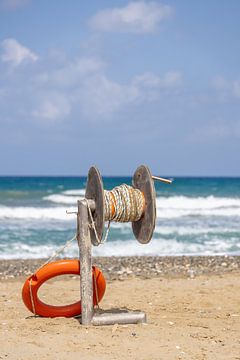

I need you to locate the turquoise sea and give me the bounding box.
[0,176,239,259]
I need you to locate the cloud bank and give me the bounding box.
[212,75,240,99]
[1,38,38,66]
[33,57,182,120]
[89,1,173,34]
[0,40,182,122]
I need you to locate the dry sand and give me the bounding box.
[0,257,239,360]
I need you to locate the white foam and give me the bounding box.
[156,195,240,210]
[0,242,69,260]
[92,238,237,257]
[62,189,85,196]
[1,236,239,260]
[155,196,240,218]
[43,193,240,216]
[156,208,240,219]
[0,195,240,221]
[43,194,84,204]
[154,225,240,236]
[0,206,76,220]
[43,189,85,204]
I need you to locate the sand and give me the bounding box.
[0,257,240,360]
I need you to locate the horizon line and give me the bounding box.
[0,174,240,178]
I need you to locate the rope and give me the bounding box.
[104,184,145,222]
[85,199,111,245]
[93,269,99,310]
[85,185,145,245]
[29,278,36,315]
[33,234,77,273]
[29,233,77,316]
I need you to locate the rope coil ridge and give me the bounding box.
[85,184,145,245]
[104,184,145,222]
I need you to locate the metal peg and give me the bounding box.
[66,210,78,215]
[152,176,173,184]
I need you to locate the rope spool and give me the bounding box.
[85,165,156,246]
[104,184,145,222]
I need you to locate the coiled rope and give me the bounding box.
[104,184,145,222]
[86,185,145,245]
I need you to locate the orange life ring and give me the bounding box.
[22,259,106,318]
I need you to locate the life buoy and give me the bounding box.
[22,259,106,318]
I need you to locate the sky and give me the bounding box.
[0,0,239,176]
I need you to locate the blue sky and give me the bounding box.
[0,0,239,176]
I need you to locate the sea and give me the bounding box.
[0,176,239,260]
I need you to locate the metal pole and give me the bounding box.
[152,175,173,184]
[77,200,93,325]
[92,312,146,326]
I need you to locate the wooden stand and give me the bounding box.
[77,165,157,326]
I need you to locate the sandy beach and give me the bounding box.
[1,256,240,360]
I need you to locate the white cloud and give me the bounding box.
[130,71,182,102]
[89,1,173,34]
[76,69,181,117]
[33,55,182,118]
[78,74,141,116]
[191,120,240,143]
[35,62,140,118]
[32,94,71,121]
[212,75,240,100]
[233,80,240,98]
[1,38,38,66]
[134,71,182,88]
[35,57,104,87]
[0,0,30,11]
[1,49,182,121]
[212,75,228,90]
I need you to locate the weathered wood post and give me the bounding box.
[77,199,93,325]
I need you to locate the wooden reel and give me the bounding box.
[85,166,105,246]
[85,165,156,245]
[132,165,156,244]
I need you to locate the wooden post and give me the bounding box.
[77,200,93,325]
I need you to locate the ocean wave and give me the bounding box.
[0,242,65,260]
[156,195,240,210]
[0,206,76,220]
[43,188,85,204]
[44,192,240,213]
[154,195,240,218]
[156,208,240,218]
[43,194,84,204]
[1,236,239,259]
[62,189,85,196]
[0,201,239,221]
[92,237,240,257]
[154,225,240,236]
[1,222,239,240]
